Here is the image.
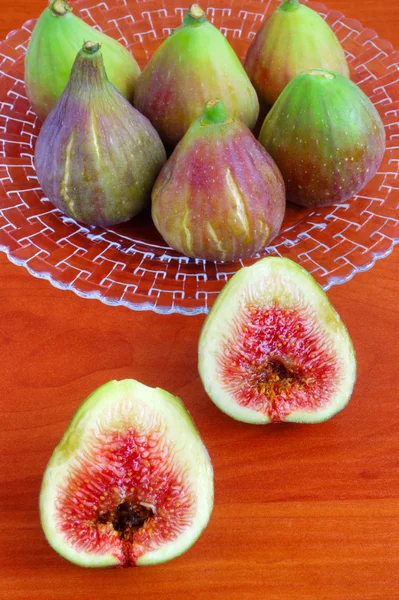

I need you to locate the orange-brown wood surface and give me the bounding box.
[1,1,399,599]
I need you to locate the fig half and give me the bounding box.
[40,380,214,567]
[198,258,356,424]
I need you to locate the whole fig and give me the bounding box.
[35,42,166,227]
[245,0,349,106]
[134,4,259,146]
[258,69,386,207]
[25,0,140,120]
[152,99,285,262]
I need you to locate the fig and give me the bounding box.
[34,42,166,227]
[25,0,140,120]
[134,4,259,146]
[198,257,356,424]
[152,99,285,262]
[258,69,386,207]
[40,379,214,567]
[244,0,349,106]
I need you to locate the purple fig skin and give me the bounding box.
[152,99,286,262]
[259,69,386,208]
[34,42,166,227]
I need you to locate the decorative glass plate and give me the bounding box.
[0,0,398,315]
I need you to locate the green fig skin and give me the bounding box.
[258,69,386,208]
[152,99,285,262]
[245,0,349,106]
[25,0,140,121]
[134,5,259,146]
[34,43,166,227]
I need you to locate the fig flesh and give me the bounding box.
[244,0,349,106]
[25,0,140,120]
[40,379,214,567]
[134,4,259,146]
[34,42,166,227]
[259,69,386,207]
[198,257,356,424]
[152,99,285,261]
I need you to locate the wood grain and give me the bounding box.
[1,1,399,599]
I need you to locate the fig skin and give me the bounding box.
[25,0,140,121]
[198,257,357,424]
[34,42,166,227]
[245,0,349,106]
[134,4,259,146]
[151,99,286,262]
[259,69,386,208]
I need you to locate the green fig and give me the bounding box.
[152,99,285,261]
[134,4,259,146]
[25,0,140,120]
[258,69,386,207]
[245,0,349,106]
[34,42,166,227]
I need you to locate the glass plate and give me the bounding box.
[0,0,398,315]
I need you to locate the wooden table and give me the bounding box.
[1,1,398,599]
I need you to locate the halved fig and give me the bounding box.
[40,380,213,567]
[198,258,356,424]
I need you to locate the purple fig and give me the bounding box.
[152,99,285,262]
[259,69,386,207]
[245,0,349,106]
[34,42,166,227]
[134,4,259,147]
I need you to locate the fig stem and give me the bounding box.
[183,4,207,26]
[308,68,335,79]
[82,41,102,55]
[48,0,72,16]
[201,99,229,125]
[69,43,108,89]
[280,0,300,11]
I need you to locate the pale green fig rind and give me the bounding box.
[198,257,356,424]
[40,380,214,567]
[25,7,140,120]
